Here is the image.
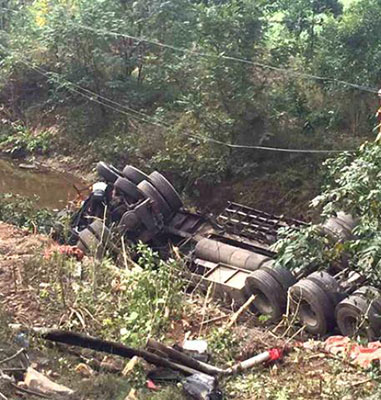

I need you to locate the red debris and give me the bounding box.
[44,245,84,261]
[268,348,283,362]
[325,336,381,368]
[146,379,160,391]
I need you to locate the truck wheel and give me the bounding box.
[245,269,287,322]
[149,171,183,211]
[96,162,119,183]
[114,177,144,203]
[77,228,103,258]
[87,220,110,242]
[137,180,172,220]
[118,211,140,234]
[307,271,343,305]
[335,295,372,339]
[122,165,150,184]
[336,286,381,340]
[289,279,335,335]
[261,264,297,291]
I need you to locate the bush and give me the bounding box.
[34,243,186,347]
[0,193,56,234]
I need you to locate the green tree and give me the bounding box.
[268,0,343,61]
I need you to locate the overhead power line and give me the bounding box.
[0,4,378,93]
[0,41,355,154]
[70,22,378,94]
[187,134,352,153]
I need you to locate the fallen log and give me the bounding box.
[147,339,224,376]
[33,329,284,377]
[33,329,204,376]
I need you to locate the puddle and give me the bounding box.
[0,158,86,209]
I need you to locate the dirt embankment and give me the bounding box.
[0,222,53,326]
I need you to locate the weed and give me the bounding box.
[0,193,56,234]
[24,243,186,348]
[207,326,239,365]
[0,122,51,155]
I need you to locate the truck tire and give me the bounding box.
[307,271,344,305]
[336,287,381,340]
[137,180,172,220]
[245,269,287,322]
[118,211,140,234]
[77,228,103,257]
[114,177,144,203]
[87,220,110,242]
[122,165,150,184]
[261,263,297,291]
[96,162,120,183]
[336,296,372,339]
[322,212,357,242]
[289,279,335,335]
[149,171,183,211]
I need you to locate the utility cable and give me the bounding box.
[0,4,378,93]
[0,43,356,153]
[187,133,353,153]
[71,22,378,94]
[0,42,167,127]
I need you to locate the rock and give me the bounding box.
[23,366,74,395]
[124,388,138,400]
[122,356,140,376]
[100,355,124,372]
[75,363,94,377]
[19,163,37,170]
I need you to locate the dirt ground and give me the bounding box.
[0,222,379,399]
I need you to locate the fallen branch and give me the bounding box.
[227,295,256,329]
[33,329,205,376]
[351,377,374,387]
[147,339,224,376]
[200,314,229,326]
[0,349,25,366]
[10,383,50,399]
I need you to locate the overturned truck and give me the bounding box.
[70,162,381,340]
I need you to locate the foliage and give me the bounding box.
[0,0,379,202]
[0,193,56,234]
[268,0,343,60]
[33,243,186,348]
[0,122,51,155]
[207,326,239,364]
[273,141,381,285]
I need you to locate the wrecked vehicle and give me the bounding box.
[70,162,381,339]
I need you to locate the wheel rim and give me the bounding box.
[299,300,318,328]
[253,292,274,315]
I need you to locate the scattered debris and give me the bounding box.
[146,378,160,391]
[147,368,183,384]
[22,366,74,396]
[183,373,222,400]
[181,340,209,362]
[124,388,138,400]
[325,336,381,368]
[44,244,84,261]
[122,356,141,377]
[75,362,94,377]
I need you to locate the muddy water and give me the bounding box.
[0,158,85,209]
